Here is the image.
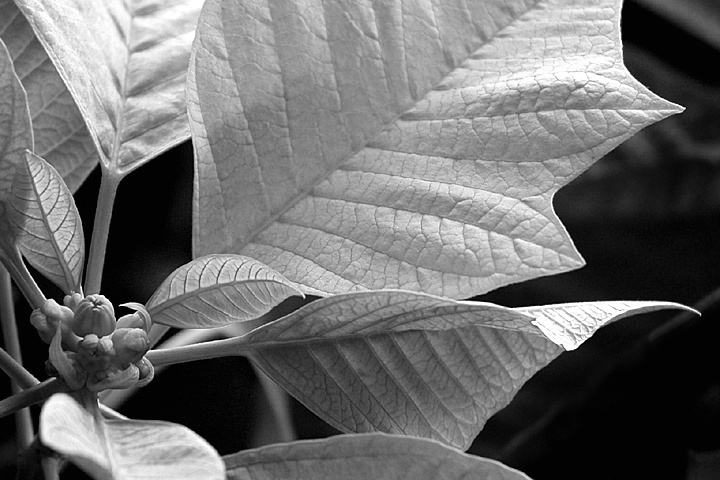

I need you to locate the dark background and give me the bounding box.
[2,1,720,478]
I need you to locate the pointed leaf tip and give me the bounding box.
[9,151,84,293]
[190,0,683,299]
[519,301,697,351]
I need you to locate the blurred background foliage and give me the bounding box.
[2,0,719,479]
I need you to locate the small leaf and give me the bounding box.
[189,0,682,299]
[40,393,225,480]
[0,0,97,192]
[9,151,84,293]
[224,433,531,480]
[519,301,697,351]
[146,254,304,329]
[198,292,691,450]
[14,0,203,175]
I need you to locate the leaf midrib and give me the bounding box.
[220,0,546,255]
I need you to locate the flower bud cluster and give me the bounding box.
[32,294,154,392]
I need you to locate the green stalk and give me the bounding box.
[145,336,253,366]
[0,266,34,448]
[0,379,67,419]
[0,244,45,310]
[0,347,38,389]
[84,169,121,295]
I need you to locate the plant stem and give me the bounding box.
[0,266,35,448]
[0,245,45,310]
[250,364,296,444]
[84,169,121,295]
[41,455,61,480]
[145,336,252,366]
[0,347,38,389]
[0,378,67,419]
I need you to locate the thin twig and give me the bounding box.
[0,379,68,419]
[0,266,35,448]
[0,346,38,390]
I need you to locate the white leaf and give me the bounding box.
[10,151,84,293]
[225,433,532,480]
[189,0,682,298]
[40,393,225,480]
[146,254,303,328]
[0,0,97,192]
[14,0,203,174]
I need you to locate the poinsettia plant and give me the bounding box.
[0,0,695,479]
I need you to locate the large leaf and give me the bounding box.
[0,0,97,192]
[189,0,681,299]
[14,0,203,175]
[224,433,531,480]
[151,291,688,450]
[40,393,225,480]
[145,254,303,329]
[0,38,32,259]
[0,39,31,206]
[9,151,84,294]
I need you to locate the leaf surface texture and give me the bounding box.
[189,0,681,298]
[0,0,97,192]
[225,433,531,480]
[14,0,203,174]
[146,254,303,328]
[40,393,225,480]
[196,291,687,450]
[9,151,84,293]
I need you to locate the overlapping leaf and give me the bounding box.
[9,151,84,294]
[146,254,303,329]
[189,0,682,299]
[0,0,97,192]
[40,393,225,480]
[0,39,31,206]
[14,0,203,175]
[225,433,531,480]
[183,291,687,450]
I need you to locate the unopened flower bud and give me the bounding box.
[116,305,151,333]
[80,334,100,350]
[111,328,150,365]
[72,295,116,337]
[30,310,55,344]
[63,292,84,310]
[135,357,155,387]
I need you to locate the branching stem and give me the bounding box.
[0,378,68,419]
[84,169,121,295]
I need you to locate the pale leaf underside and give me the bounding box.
[9,152,84,293]
[40,393,226,480]
[199,291,687,450]
[15,0,202,174]
[146,254,303,328]
[190,0,682,299]
[225,433,531,480]
[0,0,97,193]
[0,39,32,206]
